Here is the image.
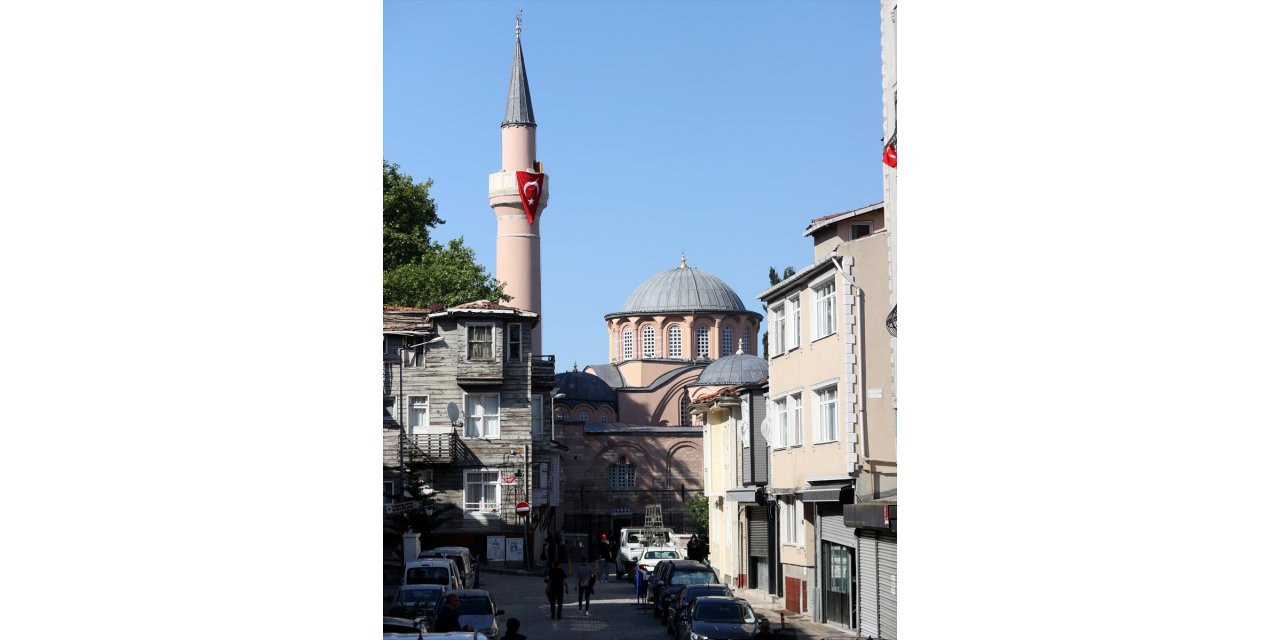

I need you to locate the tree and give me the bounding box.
[685,491,709,536]
[383,161,509,306]
[385,470,463,552]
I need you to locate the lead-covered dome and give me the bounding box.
[613,257,747,316]
[554,369,617,404]
[696,350,769,386]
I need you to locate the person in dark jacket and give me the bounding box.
[499,618,526,640]
[545,559,569,619]
[434,594,462,632]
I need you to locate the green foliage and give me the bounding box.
[386,471,463,550]
[384,238,509,308]
[382,160,509,306]
[685,491,709,536]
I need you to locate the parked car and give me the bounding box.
[383,615,425,634]
[675,596,759,640]
[421,546,479,589]
[404,557,464,590]
[636,547,682,575]
[650,560,719,620]
[389,583,448,628]
[430,589,505,640]
[665,583,735,634]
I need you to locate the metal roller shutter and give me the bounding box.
[876,533,897,640]
[857,531,879,639]
[819,505,857,548]
[748,506,769,557]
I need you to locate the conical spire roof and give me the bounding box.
[501,16,536,128]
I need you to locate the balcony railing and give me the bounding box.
[404,431,456,464]
[530,355,555,387]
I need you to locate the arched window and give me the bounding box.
[623,327,634,360]
[668,325,683,359]
[600,412,609,423]
[642,325,656,358]
[609,458,636,489]
[579,410,589,422]
[695,325,710,358]
[721,326,734,356]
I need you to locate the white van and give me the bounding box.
[403,557,463,590]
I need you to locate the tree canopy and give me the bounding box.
[383,161,508,307]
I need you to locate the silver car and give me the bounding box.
[431,589,504,640]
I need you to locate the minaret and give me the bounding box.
[488,13,547,354]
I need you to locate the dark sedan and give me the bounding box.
[665,583,734,634]
[651,560,719,621]
[676,596,759,640]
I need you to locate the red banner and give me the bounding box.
[515,171,545,224]
[882,129,897,168]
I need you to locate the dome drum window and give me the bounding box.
[668,326,683,359]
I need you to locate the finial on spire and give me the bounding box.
[572,360,578,372]
[736,339,745,355]
[515,10,522,37]
[679,252,687,269]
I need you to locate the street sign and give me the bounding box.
[515,502,531,516]
[388,500,420,514]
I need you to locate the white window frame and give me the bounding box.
[789,391,803,447]
[787,294,800,350]
[721,326,734,357]
[599,411,609,423]
[406,395,429,434]
[782,497,803,546]
[578,409,589,422]
[623,327,635,360]
[773,397,790,449]
[814,384,838,443]
[812,278,836,340]
[506,323,523,363]
[770,303,786,357]
[463,470,500,514]
[667,325,683,359]
[642,325,656,358]
[466,323,495,361]
[464,392,500,438]
[695,325,710,358]
[531,394,544,437]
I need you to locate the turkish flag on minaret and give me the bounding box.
[515,171,545,224]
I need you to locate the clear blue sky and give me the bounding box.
[385,0,886,370]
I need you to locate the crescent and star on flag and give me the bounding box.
[515,170,545,224]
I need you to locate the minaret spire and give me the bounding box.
[502,12,536,128]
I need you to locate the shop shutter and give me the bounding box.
[748,506,770,557]
[857,530,879,639]
[819,505,857,548]
[750,394,769,484]
[876,533,897,639]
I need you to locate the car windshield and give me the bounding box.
[398,589,442,607]
[684,586,731,604]
[456,596,494,615]
[670,570,718,586]
[645,550,679,559]
[406,566,450,585]
[694,601,755,623]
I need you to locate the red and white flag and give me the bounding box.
[882,129,897,168]
[515,171,545,224]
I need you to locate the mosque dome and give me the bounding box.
[554,369,617,405]
[696,348,769,386]
[611,256,748,316]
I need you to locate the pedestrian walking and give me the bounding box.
[499,618,526,640]
[544,559,569,619]
[575,553,596,615]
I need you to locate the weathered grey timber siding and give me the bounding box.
[385,311,557,536]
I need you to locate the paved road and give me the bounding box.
[482,571,671,640]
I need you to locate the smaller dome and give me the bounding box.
[697,351,769,386]
[554,370,617,404]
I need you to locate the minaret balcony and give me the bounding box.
[488,170,549,208]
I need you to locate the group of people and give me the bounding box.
[686,533,709,563]
[433,593,527,640]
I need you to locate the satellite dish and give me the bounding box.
[759,416,773,448]
[737,418,750,446]
[447,402,461,425]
